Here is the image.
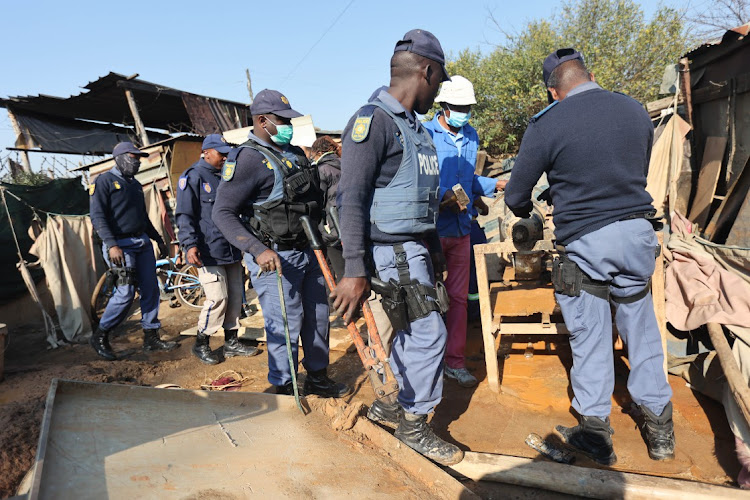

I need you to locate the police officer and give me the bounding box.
[176,134,259,364]
[212,89,350,398]
[89,142,179,360]
[331,29,463,466]
[504,48,675,465]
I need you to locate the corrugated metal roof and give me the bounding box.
[0,72,249,132]
[684,22,750,59]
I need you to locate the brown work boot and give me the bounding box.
[394,412,464,466]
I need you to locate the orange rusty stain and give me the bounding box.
[163,484,177,491]
[130,475,150,481]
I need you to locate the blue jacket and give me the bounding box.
[176,159,242,266]
[423,113,496,238]
[89,168,161,248]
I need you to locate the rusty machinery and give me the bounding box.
[474,196,568,393]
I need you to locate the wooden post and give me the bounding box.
[475,245,501,393]
[707,323,750,427]
[6,108,31,173]
[652,231,668,378]
[124,89,150,147]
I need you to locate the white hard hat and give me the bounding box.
[434,75,476,105]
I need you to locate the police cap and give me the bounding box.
[250,89,302,119]
[543,48,584,87]
[394,29,451,82]
[112,142,148,157]
[202,134,231,154]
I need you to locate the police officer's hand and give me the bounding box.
[331,277,370,325]
[257,249,282,275]
[431,252,447,281]
[108,246,125,267]
[496,179,508,191]
[157,240,169,260]
[186,247,203,267]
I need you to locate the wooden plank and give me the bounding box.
[449,451,749,499]
[124,88,150,147]
[688,136,727,229]
[708,323,750,428]
[726,191,750,247]
[491,287,557,317]
[496,323,569,335]
[475,250,500,394]
[652,232,668,378]
[705,156,750,242]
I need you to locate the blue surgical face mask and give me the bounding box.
[265,117,293,146]
[445,107,471,128]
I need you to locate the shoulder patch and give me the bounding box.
[178,177,187,190]
[113,180,121,190]
[530,101,558,123]
[88,184,95,196]
[202,182,212,194]
[262,158,272,170]
[351,105,376,143]
[222,161,236,181]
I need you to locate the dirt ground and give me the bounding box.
[0,299,742,499]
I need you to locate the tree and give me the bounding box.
[445,0,689,156]
[687,0,749,41]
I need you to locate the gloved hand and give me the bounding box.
[430,252,447,282]
[536,187,552,206]
[157,240,169,259]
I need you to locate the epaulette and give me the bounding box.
[530,101,558,123]
[350,104,377,143]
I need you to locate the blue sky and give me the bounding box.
[0,0,689,171]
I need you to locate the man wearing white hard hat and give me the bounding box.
[424,75,505,388]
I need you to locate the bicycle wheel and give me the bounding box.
[175,264,205,310]
[90,271,140,323]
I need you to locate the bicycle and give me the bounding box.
[90,254,205,323]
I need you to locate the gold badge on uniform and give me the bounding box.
[203,183,212,193]
[284,159,293,169]
[280,95,289,105]
[222,161,236,181]
[88,184,95,195]
[113,181,121,190]
[262,158,273,170]
[351,115,372,143]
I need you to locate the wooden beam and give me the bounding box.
[6,108,32,173]
[475,250,501,394]
[449,451,749,499]
[688,136,727,228]
[708,323,750,428]
[652,232,668,378]
[124,89,150,147]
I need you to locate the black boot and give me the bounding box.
[394,412,464,466]
[303,368,351,398]
[639,402,675,461]
[275,382,295,395]
[223,329,259,358]
[142,328,179,352]
[555,416,617,466]
[90,326,117,361]
[192,332,220,365]
[367,398,403,428]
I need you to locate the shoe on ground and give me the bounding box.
[367,398,403,428]
[394,412,464,466]
[637,402,675,461]
[275,382,295,396]
[555,415,617,466]
[303,368,351,398]
[192,332,220,365]
[142,328,179,352]
[90,327,117,361]
[444,366,478,388]
[223,329,259,358]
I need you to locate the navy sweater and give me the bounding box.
[504,86,655,246]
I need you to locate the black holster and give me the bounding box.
[551,254,608,300]
[371,278,410,333]
[107,267,137,288]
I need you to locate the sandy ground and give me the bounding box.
[0,299,742,499]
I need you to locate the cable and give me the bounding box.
[279,0,356,85]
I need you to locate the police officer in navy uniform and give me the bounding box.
[212,89,350,398]
[331,29,464,466]
[176,134,259,365]
[505,49,675,465]
[89,142,179,360]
